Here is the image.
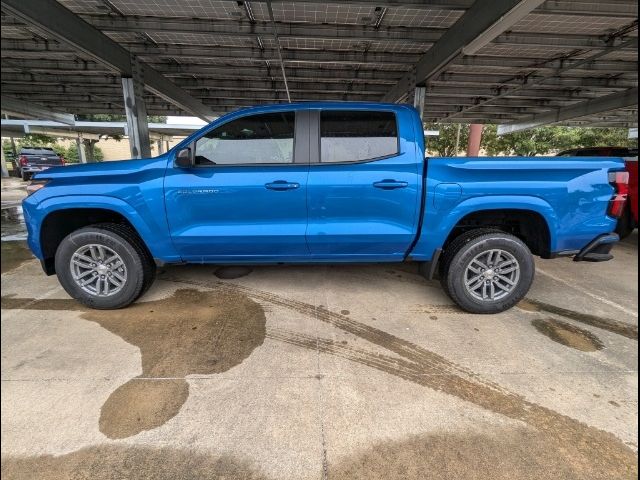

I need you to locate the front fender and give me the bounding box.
[22,194,180,261]
[409,195,558,261]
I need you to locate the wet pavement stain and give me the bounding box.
[1,205,27,240]
[518,298,638,340]
[214,266,253,279]
[531,318,604,352]
[1,445,269,480]
[1,288,266,439]
[1,241,34,274]
[158,276,637,480]
[329,427,635,480]
[2,277,638,477]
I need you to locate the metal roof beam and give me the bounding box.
[443,36,638,120]
[432,72,638,90]
[1,60,403,83]
[1,0,215,120]
[0,73,389,91]
[1,80,387,95]
[497,87,639,134]
[71,14,638,50]
[0,94,75,124]
[3,40,637,74]
[383,0,546,102]
[450,56,639,73]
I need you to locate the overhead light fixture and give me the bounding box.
[462,0,546,56]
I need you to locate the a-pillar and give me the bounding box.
[122,56,151,159]
[467,124,483,157]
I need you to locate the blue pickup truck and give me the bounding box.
[22,102,628,313]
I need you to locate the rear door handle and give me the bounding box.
[265,180,300,191]
[373,180,409,190]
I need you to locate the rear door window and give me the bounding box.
[320,110,398,163]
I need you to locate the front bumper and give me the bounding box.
[574,233,619,262]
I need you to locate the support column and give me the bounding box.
[122,57,151,159]
[413,86,426,121]
[1,141,9,178]
[156,137,165,155]
[76,135,87,164]
[9,136,18,172]
[467,124,483,157]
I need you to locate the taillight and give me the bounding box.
[608,170,629,218]
[19,155,28,166]
[60,157,66,166]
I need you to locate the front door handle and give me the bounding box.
[265,180,300,191]
[373,179,409,190]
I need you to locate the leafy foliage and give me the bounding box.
[424,123,636,156]
[424,123,469,156]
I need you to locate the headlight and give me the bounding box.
[26,179,50,196]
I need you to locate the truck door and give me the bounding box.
[306,109,421,259]
[164,109,310,261]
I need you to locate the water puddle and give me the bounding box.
[2,288,266,439]
[1,445,268,480]
[531,318,604,352]
[518,298,637,340]
[1,206,27,241]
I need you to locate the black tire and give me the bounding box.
[440,230,535,314]
[54,224,155,309]
[93,223,157,300]
[438,228,502,299]
[21,171,30,181]
[615,205,634,240]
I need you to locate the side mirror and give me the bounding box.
[174,147,193,168]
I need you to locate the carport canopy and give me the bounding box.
[1,0,638,152]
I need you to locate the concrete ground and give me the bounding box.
[1,176,638,479]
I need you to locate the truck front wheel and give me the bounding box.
[54,224,156,309]
[440,230,534,314]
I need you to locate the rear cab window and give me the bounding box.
[319,110,399,163]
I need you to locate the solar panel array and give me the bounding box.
[1,0,638,127]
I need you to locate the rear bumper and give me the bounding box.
[573,233,619,262]
[21,166,55,173]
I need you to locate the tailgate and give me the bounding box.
[24,154,63,166]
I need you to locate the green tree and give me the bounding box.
[424,122,470,156]
[63,143,104,163]
[423,123,636,157]
[481,125,636,156]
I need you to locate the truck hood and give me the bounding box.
[34,157,166,180]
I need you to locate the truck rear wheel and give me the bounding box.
[54,224,156,309]
[440,230,534,314]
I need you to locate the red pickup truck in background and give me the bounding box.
[558,147,638,239]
